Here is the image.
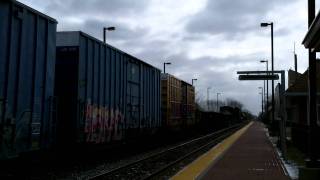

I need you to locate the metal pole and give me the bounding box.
[271,23,275,125]
[103,27,106,43]
[307,0,318,168]
[259,87,263,114]
[262,92,264,114]
[192,79,197,86]
[163,63,166,74]
[207,88,210,111]
[217,93,219,112]
[260,92,263,114]
[266,61,269,112]
[261,90,264,114]
[263,80,265,113]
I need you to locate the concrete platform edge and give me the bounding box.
[171,122,253,180]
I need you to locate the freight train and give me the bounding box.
[0,1,246,160]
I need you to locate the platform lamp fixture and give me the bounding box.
[103,26,116,43]
[163,62,171,74]
[260,22,275,123]
[260,59,269,111]
[192,78,197,86]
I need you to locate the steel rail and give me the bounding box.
[88,122,247,180]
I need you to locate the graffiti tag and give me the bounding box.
[84,102,124,143]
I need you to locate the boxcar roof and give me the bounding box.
[161,73,193,86]
[57,31,161,71]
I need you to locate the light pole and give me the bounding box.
[259,87,263,114]
[192,79,197,86]
[216,93,221,112]
[103,26,115,43]
[260,60,268,112]
[261,22,274,124]
[163,62,171,74]
[207,87,211,111]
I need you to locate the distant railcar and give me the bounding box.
[220,106,242,125]
[161,74,195,131]
[55,31,161,146]
[161,73,182,130]
[181,81,196,126]
[198,111,229,132]
[0,0,57,159]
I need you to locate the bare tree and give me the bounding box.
[195,91,205,111]
[225,98,244,110]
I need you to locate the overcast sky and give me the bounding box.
[20,0,320,114]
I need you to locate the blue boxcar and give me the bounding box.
[0,1,57,159]
[55,31,161,146]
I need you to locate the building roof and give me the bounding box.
[286,61,320,95]
[288,69,302,87]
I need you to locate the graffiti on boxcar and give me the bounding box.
[84,102,124,143]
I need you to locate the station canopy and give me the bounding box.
[303,11,320,52]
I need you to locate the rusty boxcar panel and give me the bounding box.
[161,73,182,128]
[0,1,57,159]
[55,31,161,145]
[181,81,195,126]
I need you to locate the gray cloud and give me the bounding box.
[81,19,149,41]
[136,47,270,114]
[17,0,299,115]
[38,0,151,51]
[185,0,295,39]
[44,0,150,16]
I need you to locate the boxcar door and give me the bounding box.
[126,60,140,131]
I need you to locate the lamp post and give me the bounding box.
[207,87,211,111]
[260,60,269,112]
[103,26,116,43]
[259,87,263,114]
[216,93,221,112]
[163,62,171,74]
[261,22,274,124]
[192,78,197,86]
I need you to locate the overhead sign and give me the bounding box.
[238,74,279,80]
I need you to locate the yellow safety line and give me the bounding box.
[171,122,253,180]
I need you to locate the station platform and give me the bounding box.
[172,122,290,180]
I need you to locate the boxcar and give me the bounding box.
[181,81,195,126]
[161,74,195,131]
[161,73,182,130]
[55,31,161,146]
[0,0,57,159]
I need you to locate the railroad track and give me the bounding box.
[88,123,246,180]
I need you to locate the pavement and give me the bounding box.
[172,121,291,180]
